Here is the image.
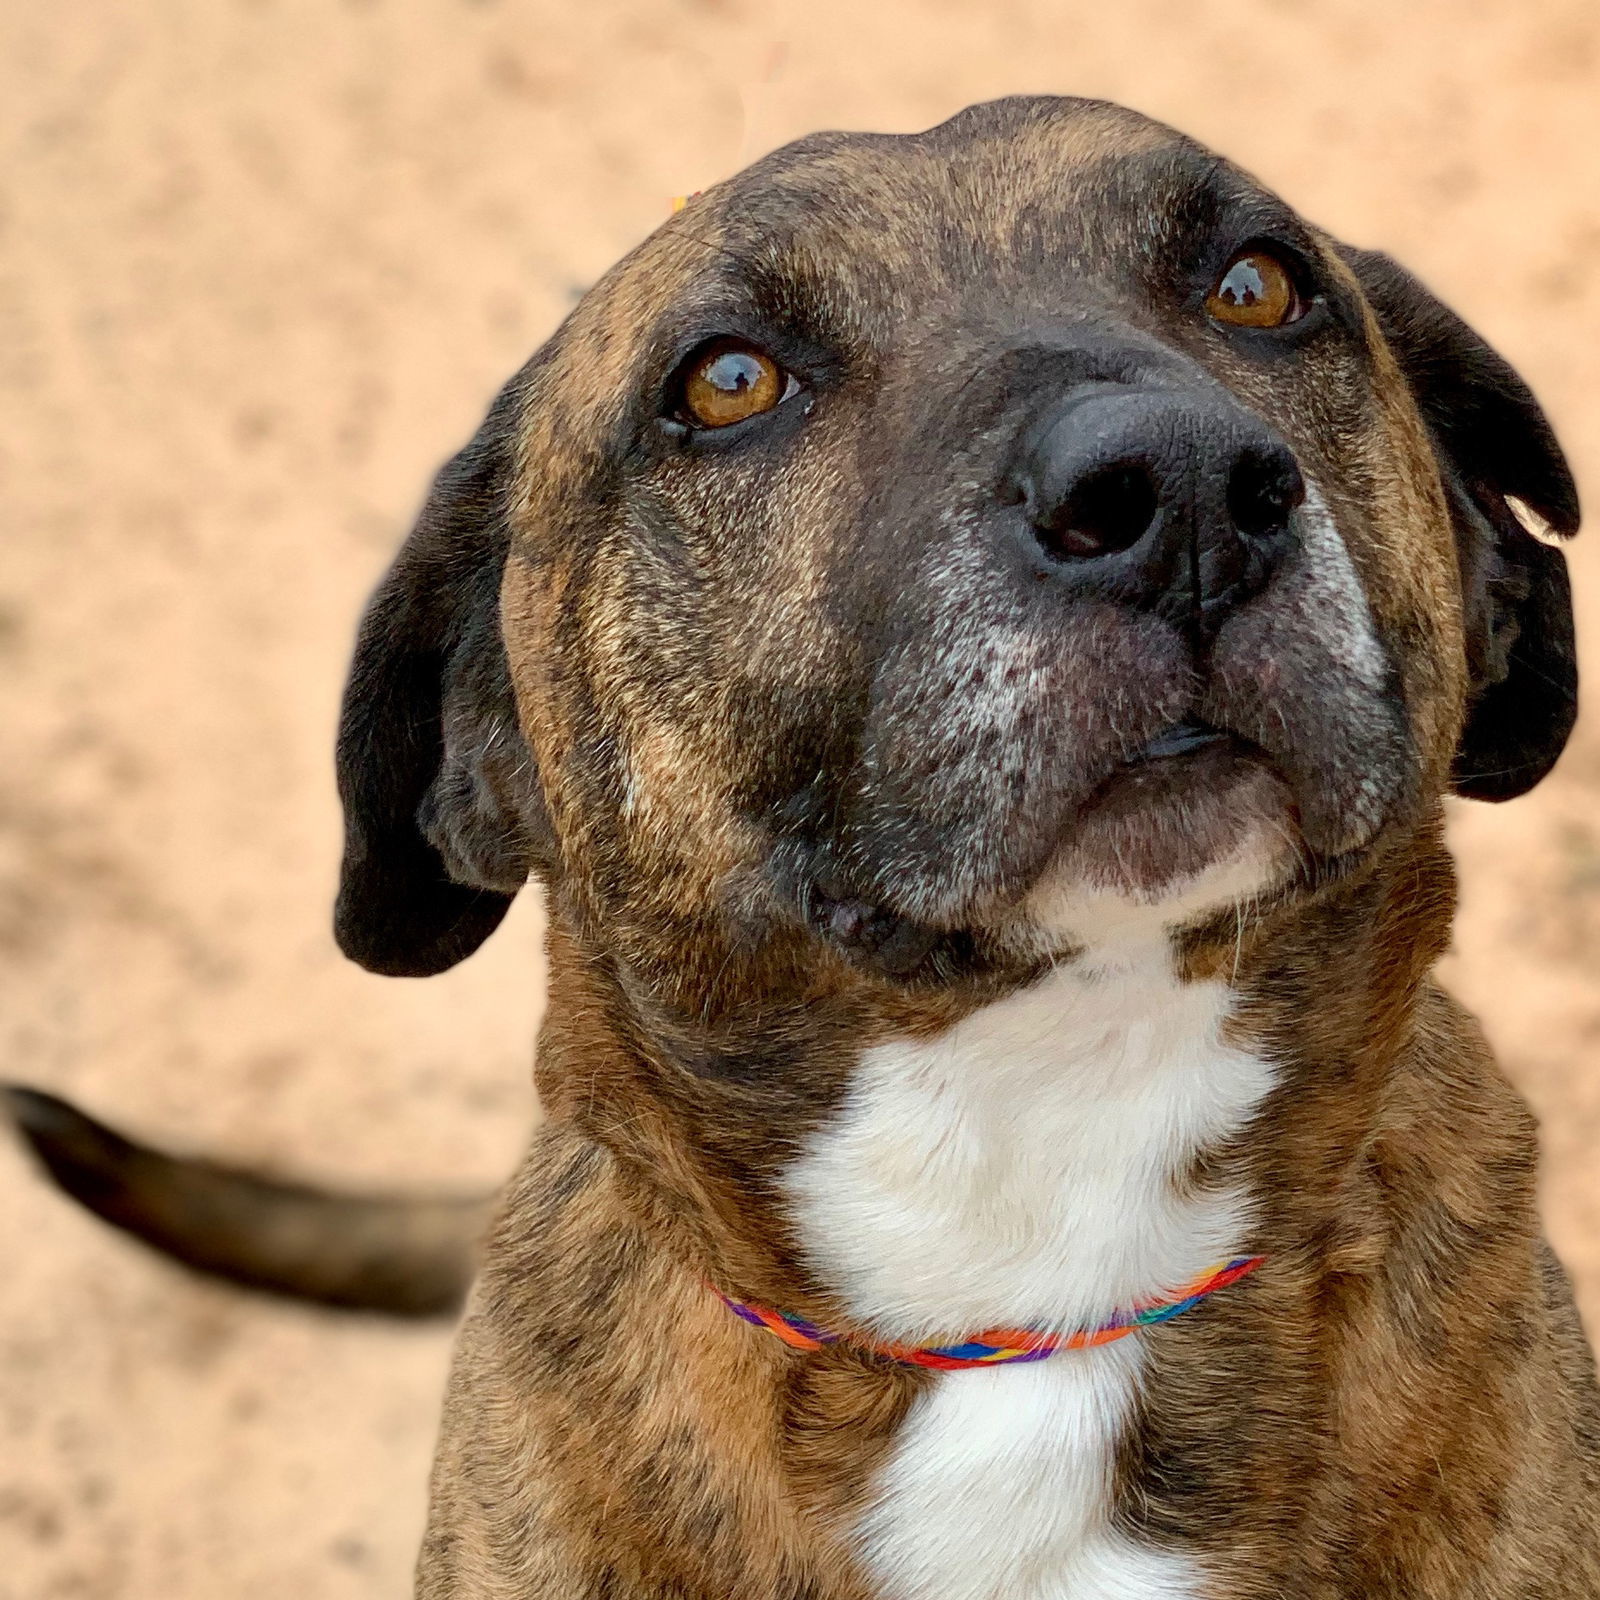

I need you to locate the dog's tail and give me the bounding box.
[3,1085,491,1317]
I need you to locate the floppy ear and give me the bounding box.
[1339,246,1581,801]
[334,379,555,977]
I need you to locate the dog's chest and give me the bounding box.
[786,950,1275,1600]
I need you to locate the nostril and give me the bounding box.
[1037,464,1158,560]
[1228,451,1306,540]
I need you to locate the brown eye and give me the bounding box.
[679,339,792,428]
[1206,249,1306,329]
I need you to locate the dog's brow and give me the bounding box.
[646,225,843,333]
[655,225,751,276]
[1190,165,1317,254]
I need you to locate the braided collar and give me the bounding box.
[711,1255,1264,1370]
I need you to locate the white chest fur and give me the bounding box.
[785,942,1276,1600]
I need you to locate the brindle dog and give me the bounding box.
[10,96,1600,1598]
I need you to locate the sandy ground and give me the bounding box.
[2,2,1599,1594]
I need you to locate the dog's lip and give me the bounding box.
[1130,719,1234,762]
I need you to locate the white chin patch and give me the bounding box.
[1011,825,1294,963]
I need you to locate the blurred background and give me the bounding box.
[2,2,1598,1594]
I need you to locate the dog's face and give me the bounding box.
[333,97,1577,1003]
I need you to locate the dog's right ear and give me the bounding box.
[334,379,556,978]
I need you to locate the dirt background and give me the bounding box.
[3,2,1599,1594]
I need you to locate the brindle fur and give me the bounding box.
[9,97,1598,1597]
[412,98,1595,1597]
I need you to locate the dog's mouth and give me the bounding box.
[1127,718,1234,763]
[782,711,1308,979]
[1100,716,1277,812]
[1041,715,1299,907]
[1114,717,1279,794]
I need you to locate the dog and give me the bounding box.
[9,94,1600,1598]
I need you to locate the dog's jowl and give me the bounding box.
[12,96,1600,1598]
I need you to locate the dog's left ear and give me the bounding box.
[334,376,556,978]
[1338,246,1581,801]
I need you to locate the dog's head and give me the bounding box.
[333,96,1577,1002]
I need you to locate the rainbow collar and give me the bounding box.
[712,1256,1264,1370]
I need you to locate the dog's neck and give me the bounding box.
[537,812,1455,1324]
[529,819,1461,1599]
[790,826,1454,1600]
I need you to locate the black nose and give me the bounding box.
[1006,386,1305,633]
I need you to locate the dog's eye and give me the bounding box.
[1206,249,1307,329]
[677,339,797,429]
